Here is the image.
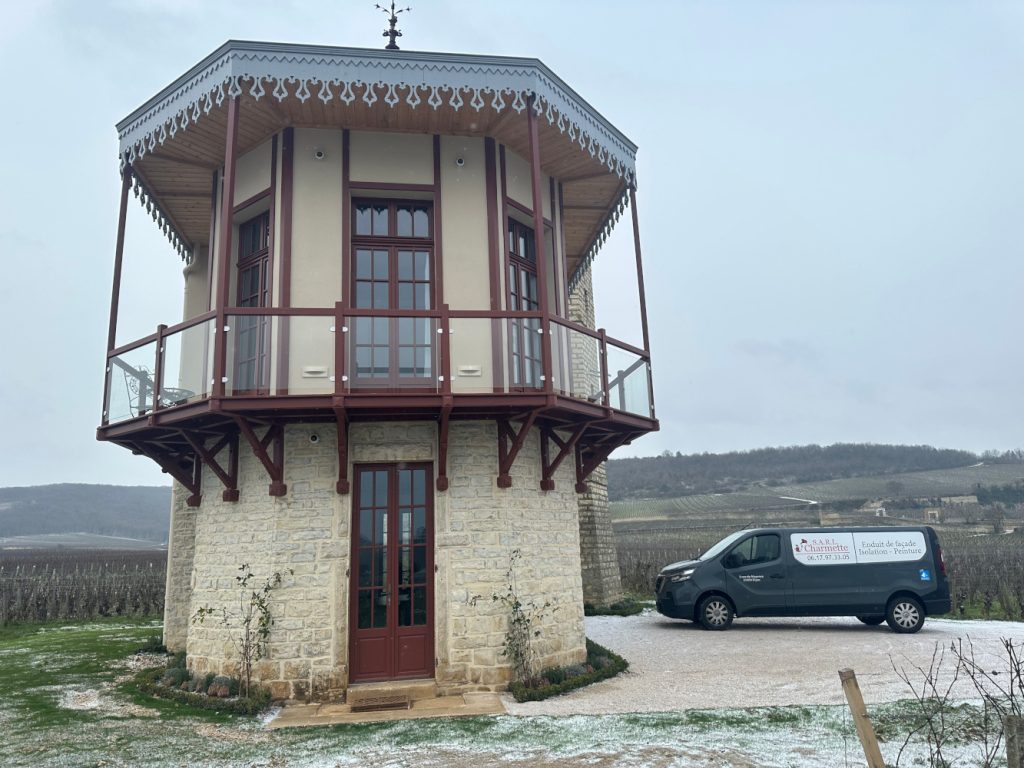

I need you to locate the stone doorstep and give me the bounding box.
[265,691,506,729]
[346,678,438,709]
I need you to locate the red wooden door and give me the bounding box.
[350,463,434,682]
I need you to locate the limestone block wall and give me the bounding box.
[166,419,585,700]
[183,425,346,700]
[568,262,624,606]
[163,483,197,651]
[437,421,586,693]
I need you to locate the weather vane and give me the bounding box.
[376,2,411,50]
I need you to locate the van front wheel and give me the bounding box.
[697,595,734,630]
[886,597,925,633]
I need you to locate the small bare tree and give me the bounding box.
[193,564,291,698]
[890,644,961,767]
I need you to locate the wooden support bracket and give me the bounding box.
[540,423,587,491]
[134,442,201,506]
[334,407,349,494]
[181,431,239,502]
[496,410,539,488]
[575,433,632,493]
[233,416,287,497]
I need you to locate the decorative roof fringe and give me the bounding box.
[120,78,633,185]
[128,168,192,262]
[567,186,630,294]
[116,45,637,268]
[117,45,636,186]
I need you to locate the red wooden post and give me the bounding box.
[212,96,240,398]
[150,324,168,418]
[598,328,610,408]
[526,95,554,394]
[629,185,651,355]
[439,304,452,395]
[107,166,133,353]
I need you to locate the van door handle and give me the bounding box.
[769,573,784,579]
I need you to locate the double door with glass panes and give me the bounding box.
[351,200,435,388]
[350,464,434,682]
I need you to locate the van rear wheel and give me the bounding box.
[856,615,885,626]
[697,595,734,630]
[886,596,925,633]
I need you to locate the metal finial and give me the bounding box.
[376,2,411,50]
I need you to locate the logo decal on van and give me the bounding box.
[919,569,931,581]
[791,532,927,566]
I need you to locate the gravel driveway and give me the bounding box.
[504,610,1023,715]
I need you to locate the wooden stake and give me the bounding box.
[838,668,886,768]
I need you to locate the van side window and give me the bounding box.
[724,534,781,568]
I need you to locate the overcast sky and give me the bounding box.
[1,0,1021,488]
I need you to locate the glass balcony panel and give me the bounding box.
[159,318,215,408]
[279,315,335,394]
[345,315,439,391]
[606,342,653,418]
[224,313,333,396]
[505,317,543,390]
[449,317,507,394]
[225,314,271,395]
[551,321,603,404]
[105,341,157,423]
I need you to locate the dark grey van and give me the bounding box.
[655,526,951,633]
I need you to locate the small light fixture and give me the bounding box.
[455,156,465,167]
[313,149,326,161]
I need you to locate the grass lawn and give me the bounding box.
[0,619,1004,767]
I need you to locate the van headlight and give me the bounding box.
[669,568,695,583]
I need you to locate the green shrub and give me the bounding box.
[584,599,645,617]
[540,666,567,685]
[161,667,189,687]
[507,639,628,702]
[137,635,167,654]
[133,667,271,716]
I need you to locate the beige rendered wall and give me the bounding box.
[350,131,433,185]
[235,139,272,205]
[173,246,213,396]
[503,147,551,214]
[291,128,344,308]
[439,136,496,393]
[439,135,488,310]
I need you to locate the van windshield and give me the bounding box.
[699,531,748,562]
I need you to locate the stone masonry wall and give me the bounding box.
[437,421,586,693]
[568,261,624,606]
[163,483,196,652]
[171,419,585,700]
[184,424,346,700]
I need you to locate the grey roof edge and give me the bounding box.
[115,40,638,181]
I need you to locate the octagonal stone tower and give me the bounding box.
[98,40,656,700]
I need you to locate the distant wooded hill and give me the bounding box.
[0,485,171,543]
[606,444,1022,501]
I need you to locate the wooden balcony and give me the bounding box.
[98,305,657,499]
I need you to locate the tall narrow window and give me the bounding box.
[235,211,270,393]
[351,200,434,387]
[507,218,541,388]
